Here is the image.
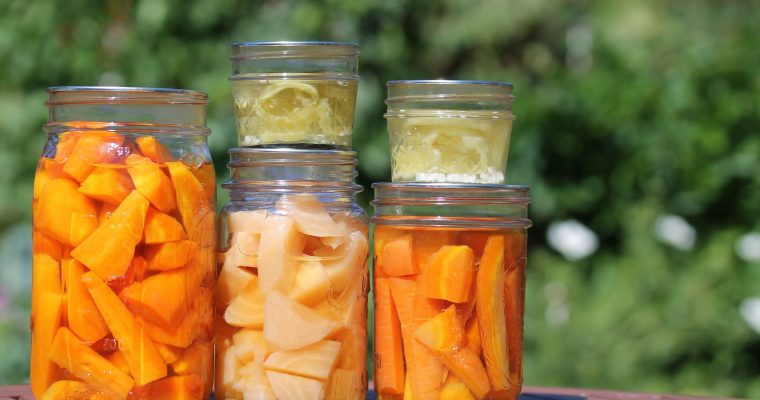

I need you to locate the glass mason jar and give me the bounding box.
[31,87,216,400]
[371,183,530,400]
[217,148,369,400]
[230,41,360,149]
[385,80,515,184]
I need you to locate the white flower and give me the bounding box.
[654,214,696,250]
[546,219,599,261]
[735,232,760,262]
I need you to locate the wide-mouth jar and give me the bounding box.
[385,80,515,184]
[230,42,360,149]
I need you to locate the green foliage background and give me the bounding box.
[1,0,759,397]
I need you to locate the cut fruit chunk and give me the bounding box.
[218,262,257,308]
[423,245,475,303]
[71,190,149,279]
[265,370,325,400]
[411,230,458,270]
[240,363,277,400]
[33,161,65,200]
[275,194,345,237]
[32,230,63,261]
[320,230,368,295]
[228,209,267,234]
[63,259,109,342]
[30,292,63,398]
[172,342,213,398]
[121,266,191,328]
[326,368,363,400]
[78,166,134,204]
[233,329,270,364]
[166,161,212,243]
[476,235,511,392]
[263,340,341,381]
[465,313,482,356]
[41,380,114,400]
[289,260,330,306]
[263,291,337,350]
[154,342,183,364]
[49,327,135,398]
[220,344,243,396]
[258,214,305,293]
[440,374,476,400]
[126,154,177,213]
[107,350,130,374]
[62,131,124,182]
[134,374,204,400]
[145,240,198,270]
[414,305,490,399]
[34,177,98,246]
[224,277,266,329]
[139,285,212,348]
[31,254,61,319]
[380,235,417,277]
[334,326,366,373]
[135,136,173,163]
[388,277,444,400]
[143,208,186,244]
[82,271,167,386]
[373,278,405,395]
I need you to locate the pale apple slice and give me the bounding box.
[263,340,341,381]
[221,344,243,394]
[233,329,270,364]
[240,362,276,400]
[218,262,257,308]
[225,278,266,329]
[258,214,305,293]
[232,231,261,256]
[266,370,325,400]
[276,194,345,237]
[263,291,337,350]
[223,241,258,269]
[289,260,330,306]
[319,231,368,295]
[229,209,267,233]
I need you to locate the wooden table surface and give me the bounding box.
[0,385,731,400]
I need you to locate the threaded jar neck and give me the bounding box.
[385,80,515,120]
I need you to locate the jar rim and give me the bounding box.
[228,147,357,166]
[387,79,513,88]
[372,182,530,205]
[231,41,360,59]
[46,86,208,105]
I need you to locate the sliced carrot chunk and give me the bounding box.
[475,235,511,393]
[411,230,458,270]
[63,259,109,343]
[78,166,134,204]
[414,305,491,399]
[143,208,185,244]
[30,291,63,398]
[171,342,213,398]
[381,235,417,277]
[71,190,149,279]
[31,254,61,319]
[82,271,167,386]
[34,177,98,246]
[388,277,444,399]
[49,327,135,398]
[504,231,526,386]
[165,161,211,241]
[121,267,191,328]
[423,245,475,303]
[33,161,65,200]
[374,278,405,395]
[135,136,173,163]
[133,374,204,400]
[144,240,198,270]
[126,154,177,213]
[33,230,63,261]
[62,131,124,182]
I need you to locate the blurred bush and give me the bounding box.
[0,0,758,397]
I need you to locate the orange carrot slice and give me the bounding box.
[132,374,204,400]
[388,277,443,399]
[126,154,177,213]
[172,342,213,398]
[62,131,124,182]
[504,231,527,386]
[411,230,458,270]
[82,271,167,386]
[34,177,98,246]
[31,254,61,319]
[423,245,475,303]
[49,327,135,398]
[165,161,212,244]
[144,240,198,271]
[414,305,491,399]
[135,136,173,163]
[71,190,149,279]
[475,235,511,393]
[30,291,63,398]
[63,259,109,343]
[143,208,185,244]
[381,235,418,277]
[32,230,63,261]
[374,278,405,395]
[78,166,134,204]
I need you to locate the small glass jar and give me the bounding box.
[217,148,368,400]
[230,41,360,149]
[31,87,216,399]
[385,80,515,184]
[371,183,530,400]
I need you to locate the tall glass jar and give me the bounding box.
[372,183,530,400]
[31,87,216,400]
[385,80,515,184]
[230,41,360,149]
[217,148,368,400]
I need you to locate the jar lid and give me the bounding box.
[46,86,208,105]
